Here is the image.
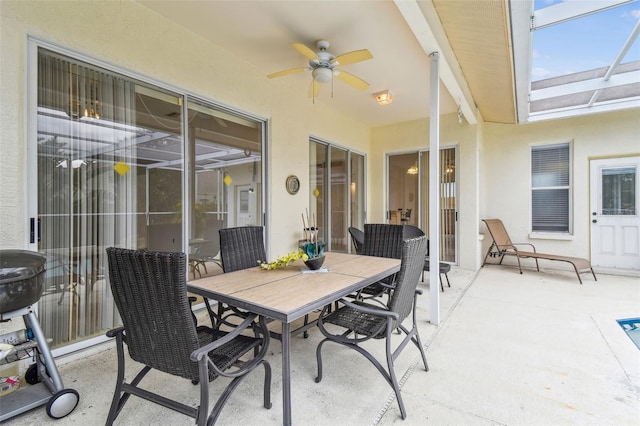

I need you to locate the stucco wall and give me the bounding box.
[0,0,370,257]
[481,108,640,262]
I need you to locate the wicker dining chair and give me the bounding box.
[212,226,268,328]
[348,226,365,255]
[219,226,267,273]
[105,247,272,426]
[354,223,405,304]
[401,225,451,292]
[218,226,315,339]
[315,236,429,420]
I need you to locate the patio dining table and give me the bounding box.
[187,251,400,425]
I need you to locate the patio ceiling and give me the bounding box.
[135,1,639,127]
[135,0,513,126]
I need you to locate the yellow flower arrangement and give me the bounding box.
[259,249,309,270]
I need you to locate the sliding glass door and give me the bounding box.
[309,139,365,253]
[420,148,457,262]
[32,46,264,352]
[387,147,457,263]
[387,153,419,226]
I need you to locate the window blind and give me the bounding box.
[531,144,570,232]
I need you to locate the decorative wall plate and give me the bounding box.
[286,175,300,195]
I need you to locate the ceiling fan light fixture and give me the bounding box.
[312,67,333,84]
[374,90,394,106]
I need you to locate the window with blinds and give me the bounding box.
[531,143,571,232]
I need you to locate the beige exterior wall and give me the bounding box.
[481,108,640,264]
[0,0,369,257]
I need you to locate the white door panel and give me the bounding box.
[622,226,639,255]
[590,156,640,270]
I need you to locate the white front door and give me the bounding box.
[236,185,255,226]
[590,156,640,270]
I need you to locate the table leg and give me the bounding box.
[281,321,291,426]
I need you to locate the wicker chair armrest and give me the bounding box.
[106,326,125,338]
[196,315,271,379]
[338,297,400,321]
[191,312,258,362]
[378,281,396,290]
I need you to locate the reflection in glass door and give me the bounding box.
[32,47,266,353]
[350,152,366,232]
[330,146,347,252]
[35,48,184,349]
[186,99,263,280]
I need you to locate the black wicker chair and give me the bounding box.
[218,226,312,338]
[213,226,267,329]
[422,258,451,291]
[353,224,405,304]
[189,220,224,279]
[219,226,267,273]
[420,237,451,292]
[315,236,429,420]
[400,225,451,292]
[105,248,271,426]
[348,227,365,255]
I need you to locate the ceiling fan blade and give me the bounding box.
[331,49,373,66]
[291,42,319,61]
[267,67,307,79]
[335,70,369,91]
[308,80,322,98]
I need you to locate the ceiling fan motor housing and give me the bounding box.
[310,39,336,83]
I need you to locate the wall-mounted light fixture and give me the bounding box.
[374,90,394,106]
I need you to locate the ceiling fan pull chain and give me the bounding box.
[331,74,334,98]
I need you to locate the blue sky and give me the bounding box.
[532,0,640,80]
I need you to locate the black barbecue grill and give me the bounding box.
[0,249,79,421]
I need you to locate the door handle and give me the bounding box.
[29,217,41,244]
[592,219,597,223]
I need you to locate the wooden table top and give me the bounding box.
[187,252,400,322]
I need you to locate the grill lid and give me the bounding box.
[0,250,46,285]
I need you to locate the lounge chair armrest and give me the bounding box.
[338,297,400,321]
[511,242,537,252]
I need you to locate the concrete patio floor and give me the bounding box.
[2,263,639,425]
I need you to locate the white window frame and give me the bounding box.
[530,142,573,235]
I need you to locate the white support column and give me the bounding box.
[429,52,440,325]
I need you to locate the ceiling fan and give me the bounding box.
[267,40,373,98]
